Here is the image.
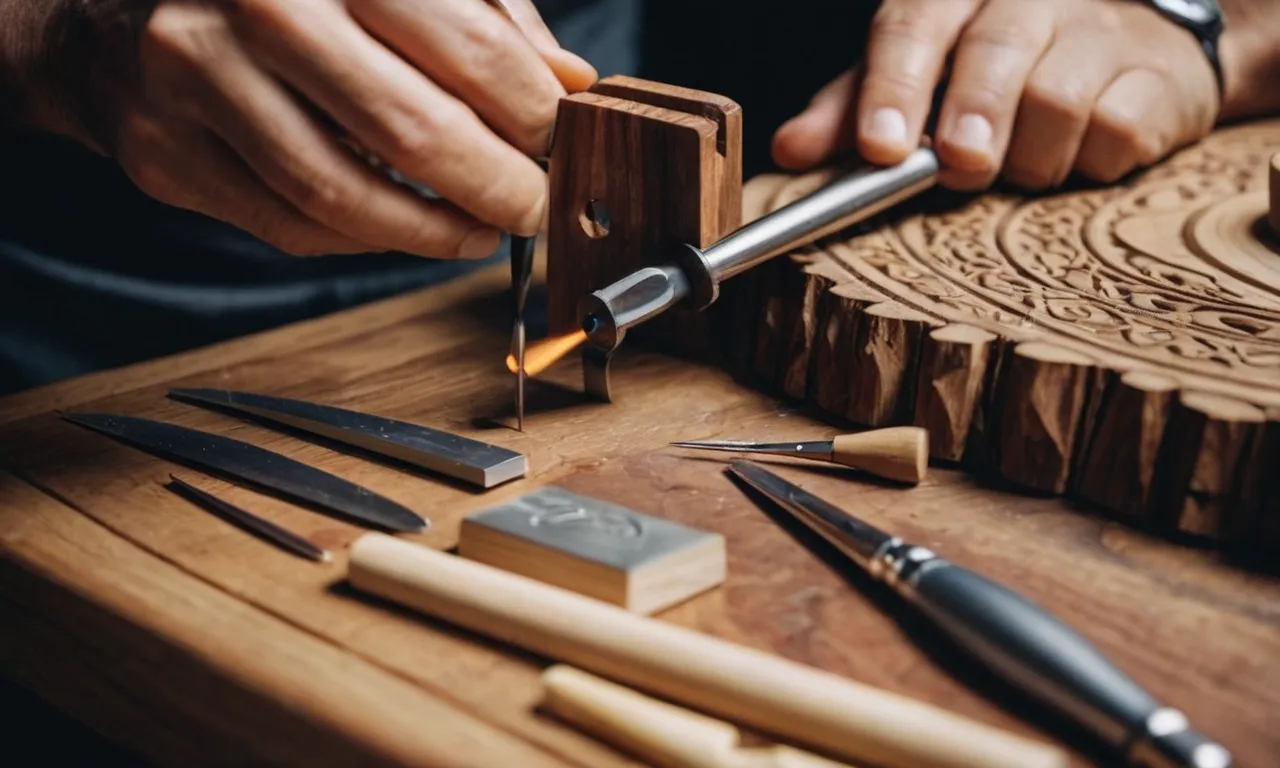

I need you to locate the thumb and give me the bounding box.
[485,0,599,93]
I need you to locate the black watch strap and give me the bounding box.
[1146,0,1227,101]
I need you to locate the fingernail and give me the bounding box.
[950,113,993,154]
[864,107,907,145]
[459,228,501,260]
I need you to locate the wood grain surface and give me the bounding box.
[1,260,1277,767]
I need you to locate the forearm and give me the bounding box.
[1220,0,1280,120]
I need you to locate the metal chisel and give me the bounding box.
[63,412,427,532]
[168,387,526,488]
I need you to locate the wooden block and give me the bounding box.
[545,75,742,358]
[458,486,725,615]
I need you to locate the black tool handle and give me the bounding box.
[897,555,1232,768]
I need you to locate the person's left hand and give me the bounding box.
[772,0,1222,191]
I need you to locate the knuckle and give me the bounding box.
[378,108,448,166]
[1093,108,1163,166]
[871,5,940,45]
[285,167,359,222]
[1022,78,1092,124]
[961,20,1041,53]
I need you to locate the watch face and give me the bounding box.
[1151,0,1220,24]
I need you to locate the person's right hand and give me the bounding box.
[53,0,597,258]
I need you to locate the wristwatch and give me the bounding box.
[1146,0,1227,98]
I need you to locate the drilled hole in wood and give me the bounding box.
[579,199,611,239]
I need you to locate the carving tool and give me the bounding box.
[725,459,1233,768]
[671,425,928,485]
[62,412,427,532]
[510,229,536,431]
[574,147,939,399]
[347,532,1070,768]
[539,664,854,768]
[168,388,526,489]
[163,474,331,563]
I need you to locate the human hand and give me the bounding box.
[37,0,597,258]
[772,0,1224,191]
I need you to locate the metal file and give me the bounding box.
[63,412,427,532]
[168,388,527,489]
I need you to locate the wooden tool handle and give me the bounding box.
[348,534,1068,768]
[830,427,929,484]
[541,665,855,768]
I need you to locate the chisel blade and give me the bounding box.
[62,412,427,533]
[168,388,527,489]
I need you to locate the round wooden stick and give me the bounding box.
[540,665,853,768]
[348,534,1068,768]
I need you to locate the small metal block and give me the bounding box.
[458,486,726,614]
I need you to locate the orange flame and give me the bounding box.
[506,329,588,376]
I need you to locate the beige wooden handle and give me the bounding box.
[348,534,1068,768]
[830,427,929,484]
[541,664,855,768]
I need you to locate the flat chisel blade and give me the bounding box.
[63,412,427,532]
[168,388,527,488]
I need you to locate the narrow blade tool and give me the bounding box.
[725,460,1232,768]
[671,425,928,485]
[164,475,331,563]
[63,412,427,532]
[510,230,536,431]
[169,388,526,488]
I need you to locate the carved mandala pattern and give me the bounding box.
[798,121,1280,408]
[740,120,1280,553]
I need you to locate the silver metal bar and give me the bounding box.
[699,146,939,289]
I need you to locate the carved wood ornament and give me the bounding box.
[730,124,1280,554]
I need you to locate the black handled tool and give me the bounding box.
[725,459,1232,768]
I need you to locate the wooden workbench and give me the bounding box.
[1,261,1277,767]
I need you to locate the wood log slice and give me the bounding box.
[730,120,1280,553]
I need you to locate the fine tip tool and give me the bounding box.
[671,425,929,485]
[163,475,332,563]
[725,459,1233,768]
[510,230,536,431]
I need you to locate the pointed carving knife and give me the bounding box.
[167,388,527,489]
[62,412,427,532]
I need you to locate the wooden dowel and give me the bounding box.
[540,665,853,768]
[347,533,1068,768]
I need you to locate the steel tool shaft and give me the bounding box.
[578,147,939,357]
[726,460,1232,768]
[164,475,331,562]
[510,231,536,431]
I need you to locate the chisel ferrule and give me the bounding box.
[577,147,939,355]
